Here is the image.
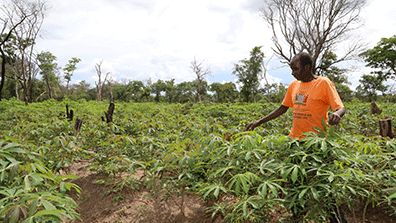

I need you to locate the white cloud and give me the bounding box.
[361,0,396,47]
[35,0,396,87]
[260,74,282,87]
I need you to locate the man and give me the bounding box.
[246,52,347,223]
[246,52,346,138]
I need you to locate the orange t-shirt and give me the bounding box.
[282,76,344,139]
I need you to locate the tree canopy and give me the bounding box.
[356,74,388,101]
[261,0,366,72]
[37,51,58,99]
[233,46,264,102]
[63,57,81,91]
[360,35,396,80]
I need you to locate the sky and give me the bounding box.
[35,0,396,90]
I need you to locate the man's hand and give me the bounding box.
[246,121,259,131]
[328,107,346,125]
[328,113,341,125]
[245,105,289,132]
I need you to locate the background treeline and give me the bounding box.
[0,75,288,104]
[1,34,395,104]
[1,0,396,105]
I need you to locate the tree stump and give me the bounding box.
[74,118,83,136]
[370,102,382,115]
[68,110,74,121]
[66,104,69,118]
[379,117,394,138]
[66,104,73,121]
[105,102,115,123]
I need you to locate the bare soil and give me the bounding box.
[62,160,396,223]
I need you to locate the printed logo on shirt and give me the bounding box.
[294,93,309,106]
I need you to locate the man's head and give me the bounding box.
[290,52,314,82]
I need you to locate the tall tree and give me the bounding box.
[0,0,42,101]
[210,82,238,103]
[95,59,110,102]
[164,78,176,103]
[71,80,91,101]
[175,81,195,103]
[130,80,144,102]
[63,57,81,92]
[8,0,48,104]
[233,46,264,102]
[360,35,396,80]
[191,79,208,102]
[0,33,19,99]
[37,51,58,99]
[151,79,166,102]
[356,74,387,101]
[190,57,211,102]
[111,80,130,102]
[261,0,366,72]
[209,82,222,102]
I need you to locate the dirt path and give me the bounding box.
[63,160,223,223]
[62,160,396,223]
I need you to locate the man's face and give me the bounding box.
[290,56,304,81]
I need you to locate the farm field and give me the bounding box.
[1,98,396,223]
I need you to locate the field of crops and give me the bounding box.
[1,98,396,222]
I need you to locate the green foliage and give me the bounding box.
[233,46,265,102]
[63,57,81,90]
[360,35,396,79]
[37,51,59,100]
[1,100,396,222]
[356,74,388,101]
[0,141,81,222]
[317,51,349,85]
[210,82,238,103]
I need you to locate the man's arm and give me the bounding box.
[246,105,289,131]
[328,107,346,125]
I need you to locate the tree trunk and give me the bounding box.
[14,73,19,100]
[198,80,201,102]
[0,49,6,101]
[23,81,29,105]
[105,102,115,123]
[97,87,102,101]
[36,91,46,102]
[45,75,52,99]
[379,117,394,138]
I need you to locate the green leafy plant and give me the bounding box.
[0,141,81,222]
[1,99,396,222]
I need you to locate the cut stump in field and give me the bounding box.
[66,104,74,121]
[74,118,83,136]
[105,102,115,123]
[379,117,394,138]
[370,102,382,115]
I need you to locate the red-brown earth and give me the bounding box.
[62,160,396,223]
